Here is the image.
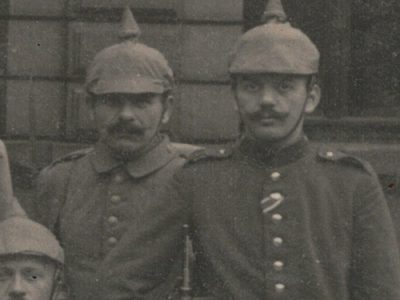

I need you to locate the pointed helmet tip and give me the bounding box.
[262,0,288,23]
[118,6,141,41]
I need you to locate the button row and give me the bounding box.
[264,175,285,294]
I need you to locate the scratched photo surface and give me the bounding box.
[0,0,400,299]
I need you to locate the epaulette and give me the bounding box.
[185,147,233,164]
[49,148,94,168]
[170,143,203,158]
[317,146,375,176]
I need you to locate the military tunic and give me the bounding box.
[172,138,400,299]
[34,137,193,300]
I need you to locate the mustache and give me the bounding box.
[107,121,144,135]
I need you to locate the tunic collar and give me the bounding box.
[89,135,177,178]
[238,136,310,168]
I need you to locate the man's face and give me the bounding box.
[0,256,56,300]
[234,73,320,146]
[90,93,172,156]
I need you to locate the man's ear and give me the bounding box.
[304,84,321,114]
[161,95,173,124]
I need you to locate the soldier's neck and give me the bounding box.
[243,127,305,153]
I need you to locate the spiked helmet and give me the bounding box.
[86,6,174,95]
[229,0,320,75]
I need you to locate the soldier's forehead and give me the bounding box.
[0,255,54,268]
[236,73,308,81]
[96,92,161,99]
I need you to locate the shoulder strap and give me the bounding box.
[49,148,93,168]
[317,146,375,176]
[185,147,233,164]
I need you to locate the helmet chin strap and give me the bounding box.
[279,95,309,146]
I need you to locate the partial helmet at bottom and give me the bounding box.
[0,217,64,265]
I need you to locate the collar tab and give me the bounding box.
[90,137,177,178]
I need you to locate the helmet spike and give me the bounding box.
[262,0,288,23]
[119,6,141,41]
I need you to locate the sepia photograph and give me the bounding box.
[0,0,400,299]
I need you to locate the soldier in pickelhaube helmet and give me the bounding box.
[165,0,400,299]
[33,7,198,300]
[0,217,68,300]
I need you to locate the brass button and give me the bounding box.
[270,172,281,181]
[270,192,284,201]
[107,237,118,246]
[114,175,124,183]
[272,213,283,223]
[273,237,283,247]
[273,261,284,271]
[108,216,118,225]
[326,151,334,158]
[275,283,285,293]
[110,195,121,204]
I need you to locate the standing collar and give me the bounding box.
[237,136,310,168]
[89,136,177,178]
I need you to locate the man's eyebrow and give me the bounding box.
[239,75,261,82]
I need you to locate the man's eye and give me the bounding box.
[135,99,151,108]
[97,96,120,107]
[24,273,41,282]
[134,97,154,108]
[242,82,260,92]
[102,99,119,107]
[278,80,292,91]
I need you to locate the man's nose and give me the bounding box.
[260,88,277,107]
[8,275,27,298]
[118,102,137,121]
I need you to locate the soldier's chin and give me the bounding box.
[107,138,145,156]
[249,127,284,143]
